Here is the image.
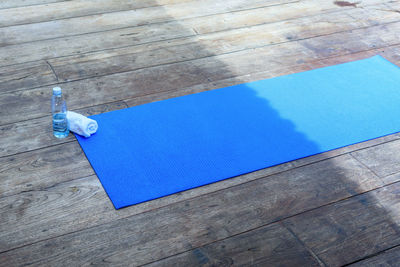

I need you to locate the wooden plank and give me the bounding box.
[0,0,194,27]
[0,0,294,46]
[1,5,398,100]
[189,0,391,34]
[1,106,397,198]
[2,47,400,159]
[200,14,400,81]
[0,6,380,95]
[0,61,207,125]
[47,6,399,82]
[1,115,397,221]
[306,47,398,67]
[1,1,399,266]
[0,38,400,143]
[298,28,396,59]
[1,33,400,127]
[0,154,381,257]
[4,17,400,125]
[146,223,320,266]
[351,139,400,184]
[0,0,66,10]
[0,101,126,197]
[0,61,57,94]
[0,22,195,69]
[0,0,395,67]
[0,101,127,158]
[171,26,398,84]
[284,182,400,266]
[0,21,196,68]
[348,246,400,266]
[89,45,400,111]
[0,142,93,199]
[0,0,387,29]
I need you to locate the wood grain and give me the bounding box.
[1,45,399,195]
[351,140,400,184]
[0,101,127,197]
[0,101,127,158]
[3,48,399,199]
[284,182,400,266]
[0,20,197,68]
[0,0,66,9]
[0,0,194,27]
[120,45,400,108]
[0,0,293,46]
[0,61,56,94]
[47,6,400,82]
[3,22,400,126]
[0,4,391,96]
[2,0,400,264]
[146,223,320,266]
[0,142,93,199]
[189,0,393,34]
[0,154,381,258]
[348,246,400,266]
[0,0,395,67]
[0,61,207,126]
[1,49,400,157]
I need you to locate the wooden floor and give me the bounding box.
[2,0,400,265]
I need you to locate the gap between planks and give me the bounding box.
[0,0,389,56]
[0,0,215,28]
[0,0,297,46]
[3,166,400,264]
[1,1,399,89]
[2,16,400,98]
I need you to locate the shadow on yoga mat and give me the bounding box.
[76,56,400,209]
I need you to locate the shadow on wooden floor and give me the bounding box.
[1,0,400,266]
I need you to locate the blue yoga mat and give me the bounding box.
[76,56,400,209]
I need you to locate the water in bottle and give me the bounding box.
[52,87,69,138]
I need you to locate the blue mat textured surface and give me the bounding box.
[76,56,400,209]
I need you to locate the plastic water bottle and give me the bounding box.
[51,87,69,138]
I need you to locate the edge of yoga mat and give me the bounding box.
[76,55,400,209]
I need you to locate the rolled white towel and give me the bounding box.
[66,111,98,137]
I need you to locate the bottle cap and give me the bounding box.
[53,87,62,95]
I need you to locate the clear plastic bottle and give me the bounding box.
[51,87,69,138]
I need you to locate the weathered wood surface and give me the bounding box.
[0,154,383,263]
[0,0,66,9]
[0,102,127,198]
[0,101,127,158]
[48,7,400,82]
[0,142,93,198]
[0,61,56,94]
[2,5,400,124]
[0,0,398,67]
[146,223,321,266]
[0,0,294,46]
[2,0,400,265]
[284,182,400,266]
[0,0,194,27]
[3,28,400,127]
[352,140,400,183]
[348,246,400,266]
